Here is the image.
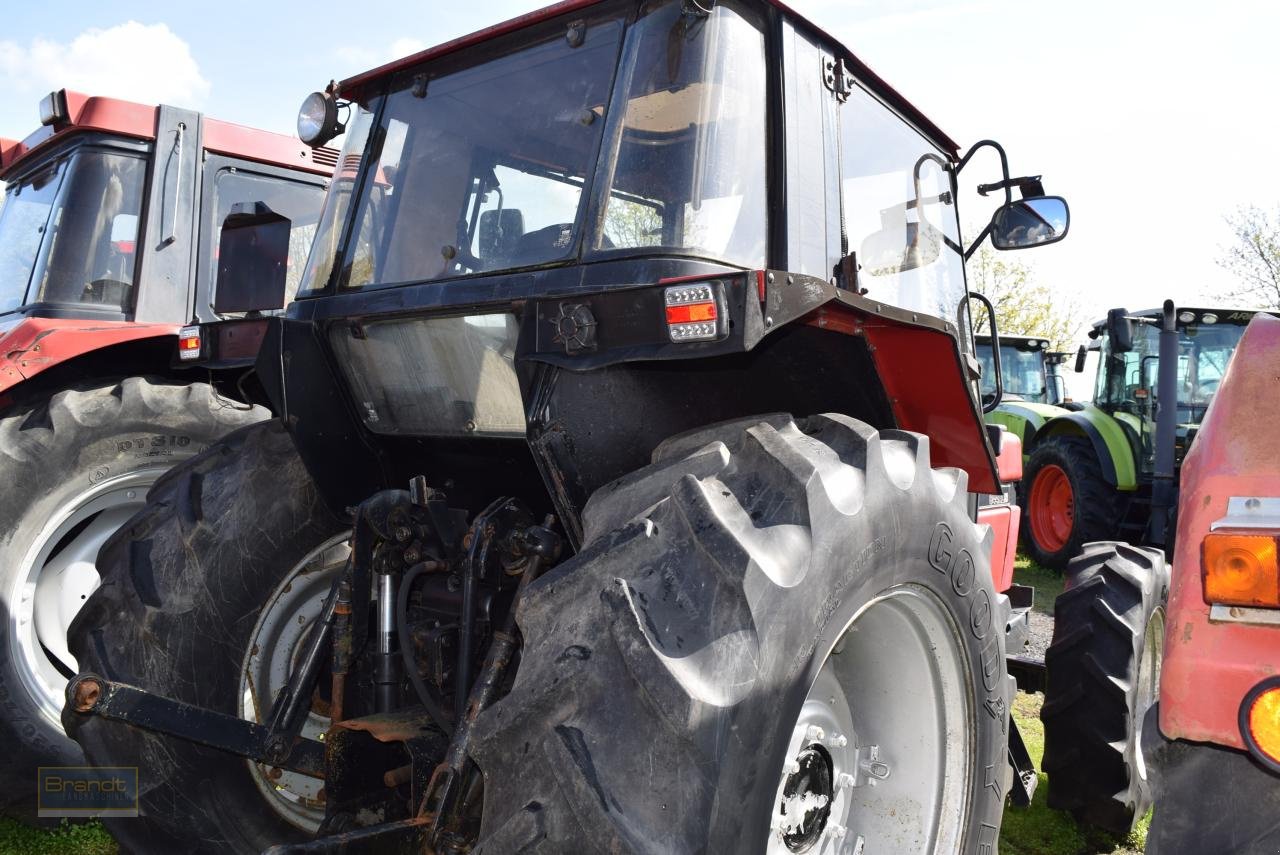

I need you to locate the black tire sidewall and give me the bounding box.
[0,378,262,804]
[68,421,343,853]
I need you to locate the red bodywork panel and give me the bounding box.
[979,504,1019,593]
[338,0,958,156]
[1160,313,1280,748]
[0,318,178,399]
[0,90,333,180]
[804,305,1000,495]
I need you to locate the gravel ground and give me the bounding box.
[1025,609,1054,660]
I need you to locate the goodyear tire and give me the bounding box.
[0,377,266,817]
[470,414,1014,854]
[1041,541,1167,833]
[64,420,346,853]
[1023,435,1120,570]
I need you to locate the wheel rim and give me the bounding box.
[239,534,350,832]
[767,585,974,854]
[1029,464,1074,553]
[1133,607,1165,785]
[11,469,163,730]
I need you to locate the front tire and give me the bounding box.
[65,420,346,853]
[1023,435,1120,570]
[470,414,1014,853]
[0,377,266,814]
[1041,541,1167,833]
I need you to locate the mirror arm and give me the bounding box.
[969,290,1003,413]
[963,221,993,261]
[956,139,1013,205]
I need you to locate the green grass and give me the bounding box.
[0,819,115,855]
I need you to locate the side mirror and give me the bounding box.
[990,196,1069,250]
[478,208,525,263]
[1074,344,1088,373]
[860,217,942,277]
[1107,307,1135,354]
[213,203,291,315]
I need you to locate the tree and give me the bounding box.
[968,243,1083,352]
[1217,205,1280,309]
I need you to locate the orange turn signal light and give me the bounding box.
[1241,678,1280,772]
[1202,533,1280,607]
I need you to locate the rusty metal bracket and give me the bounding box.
[67,675,325,778]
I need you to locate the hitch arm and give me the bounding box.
[68,675,326,778]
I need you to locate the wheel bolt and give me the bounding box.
[828,732,848,748]
[806,725,825,742]
[829,824,847,839]
[784,758,801,776]
[837,772,856,789]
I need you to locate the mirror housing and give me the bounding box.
[1074,344,1088,373]
[213,203,291,315]
[991,196,1070,250]
[1107,307,1135,354]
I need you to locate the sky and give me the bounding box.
[1,0,1277,338]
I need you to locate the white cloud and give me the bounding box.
[0,22,209,127]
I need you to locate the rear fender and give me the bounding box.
[1032,408,1136,490]
[0,317,179,399]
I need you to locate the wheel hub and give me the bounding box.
[778,744,834,850]
[767,586,972,854]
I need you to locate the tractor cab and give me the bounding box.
[1085,306,1276,472]
[977,333,1059,405]
[0,90,335,396]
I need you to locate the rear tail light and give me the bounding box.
[664,282,721,342]
[177,325,202,361]
[1202,533,1280,607]
[1241,677,1280,772]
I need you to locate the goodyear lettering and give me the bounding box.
[950,550,975,597]
[969,589,992,640]
[928,523,954,573]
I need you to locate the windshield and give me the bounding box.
[300,10,624,294]
[0,149,146,314]
[1098,318,1252,469]
[978,342,1049,404]
[593,0,767,266]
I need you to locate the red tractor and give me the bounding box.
[58,3,1097,851]
[1143,312,1280,853]
[0,89,333,811]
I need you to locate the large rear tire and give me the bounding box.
[470,414,1014,854]
[0,377,266,815]
[1023,435,1121,570]
[64,420,346,853]
[1041,541,1167,833]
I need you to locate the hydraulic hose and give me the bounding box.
[397,562,454,736]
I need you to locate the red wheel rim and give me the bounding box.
[1029,464,1074,553]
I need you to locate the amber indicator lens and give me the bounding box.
[1201,533,1280,607]
[1241,680,1280,772]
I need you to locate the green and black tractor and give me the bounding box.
[977,333,1073,448]
[1021,304,1277,568]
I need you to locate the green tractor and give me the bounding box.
[976,333,1073,448]
[1021,304,1276,568]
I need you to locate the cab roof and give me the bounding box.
[0,89,336,181]
[975,333,1053,348]
[338,0,959,156]
[1088,307,1280,329]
